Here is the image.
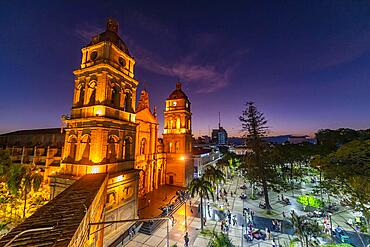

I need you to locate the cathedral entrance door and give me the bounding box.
[169,175,174,185]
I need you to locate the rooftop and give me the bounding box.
[167,82,189,101]
[0,128,62,136]
[0,173,106,247]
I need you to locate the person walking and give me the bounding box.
[233,215,238,226]
[227,210,232,224]
[184,232,190,247]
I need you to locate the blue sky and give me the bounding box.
[1,1,370,137]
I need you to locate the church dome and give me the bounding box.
[167,82,189,100]
[90,18,130,55]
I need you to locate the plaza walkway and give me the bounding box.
[138,185,181,218]
[127,175,370,246]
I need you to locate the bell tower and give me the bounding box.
[50,19,140,245]
[163,82,193,187]
[60,18,138,176]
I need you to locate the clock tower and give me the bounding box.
[163,82,193,187]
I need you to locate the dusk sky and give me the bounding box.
[1,1,370,137]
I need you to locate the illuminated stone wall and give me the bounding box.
[163,83,193,187]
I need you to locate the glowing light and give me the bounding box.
[91,166,100,174]
[117,175,123,182]
[180,156,185,161]
[95,108,103,116]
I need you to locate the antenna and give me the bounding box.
[218,112,221,129]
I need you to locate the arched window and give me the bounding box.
[107,135,119,162]
[169,142,173,153]
[80,134,91,161]
[78,84,85,106]
[188,119,191,129]
[67,135,77,161]
[124,137,133,160]
[87,81,97,105]
[169,119,173,129]
[175,142,180,153]
[140,138,147,155]
[124,91,132,112]
[176,118,180,129]
[111,85,120,108]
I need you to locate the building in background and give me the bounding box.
[211,112,228,145]
[192,146,220,178]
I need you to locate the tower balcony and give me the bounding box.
[70,105,135,123]
[163,128,190,135]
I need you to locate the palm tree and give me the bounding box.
[203,229,234,247]
[188,177,214,231]
[203,165,225,187]
[203,165,225,205]
[290,211,321,247]
[7,164,42,218]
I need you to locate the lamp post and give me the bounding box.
[184,197,188,231]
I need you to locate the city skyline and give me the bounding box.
[1,1,370,137]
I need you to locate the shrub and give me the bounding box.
[297,195,323,208]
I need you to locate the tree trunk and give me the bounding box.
[305,236,308,247]
[262,179,272,211]
[23,187,27,219]
[200,196,204,231]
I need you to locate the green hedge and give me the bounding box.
[324,244,352,247]
[296,195,323,208]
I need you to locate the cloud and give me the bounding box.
[73,23,103,42]
[133,44,247,93]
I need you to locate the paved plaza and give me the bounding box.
[127,175,370,247]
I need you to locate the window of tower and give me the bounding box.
[140,138,146,155]
[176,118,180,129]
[107,135,119,162]
[78,85,85,106]
[124,137,133,160]
[169,142,173,153]
[111,86,121,108]
[124,91,133,112]
[80,134,91,161]
[67,135,78,162]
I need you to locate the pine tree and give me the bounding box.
[239,102,273,211]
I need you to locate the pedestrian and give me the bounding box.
[233,215,237,226]
[282,211,286,218]
[148,199,151,207]
[227,210,232,224]
[184,232,189,247]
[278,220,282,231]
[272,238,277,247]
[272,219,276,230]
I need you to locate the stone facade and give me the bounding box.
[0,18,193,247]
[162,82,193,187]
[49,19,141,245]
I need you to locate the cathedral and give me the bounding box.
[0,19,193,246]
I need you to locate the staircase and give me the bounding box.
[139,197,185,235]
[108,221,143,247]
